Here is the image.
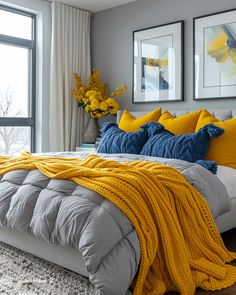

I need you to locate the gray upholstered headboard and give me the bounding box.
[116,109,236,124]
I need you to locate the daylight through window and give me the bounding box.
[0,5,36,154]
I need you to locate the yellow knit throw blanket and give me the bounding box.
[0,153,235,295]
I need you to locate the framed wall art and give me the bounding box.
[194,9,236,100]
[132,21,184,103]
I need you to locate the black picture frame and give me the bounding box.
[193,8,236,100]
[132,20,184,104]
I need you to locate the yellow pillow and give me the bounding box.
[158,110,202,134]
[196,109,236,169]
[118,108,161,132]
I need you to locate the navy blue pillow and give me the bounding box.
[97,122,148,154]
[140,122,224,163]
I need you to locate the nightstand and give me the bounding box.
[76,144,96,153]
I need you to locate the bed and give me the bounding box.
[0,108,235,295]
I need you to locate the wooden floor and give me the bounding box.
[167,228,236,295]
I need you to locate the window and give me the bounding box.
[0,5,36,154]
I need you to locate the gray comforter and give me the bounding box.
[0,153,231,295]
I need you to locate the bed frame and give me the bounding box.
[0,226,88,276]
[0,108,235,278]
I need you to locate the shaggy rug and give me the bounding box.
[0,241,132,295]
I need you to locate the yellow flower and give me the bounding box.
[95,113,102,119]
[114,91,124,97]
[99,101,108,111]
[73,73,83,88]
[110,101,119,114]
[121,84,128,91]
[89,94,97,101]
[95,92,103,100]
[82,96,89,104]
[110,84,128,97]
[90,99,100,110]
[79,87,85,92]
[106,97,116,106]
[85,90,96,97]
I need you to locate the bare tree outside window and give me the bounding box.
[0,87,30,155]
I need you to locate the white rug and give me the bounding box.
[0,241,132,295]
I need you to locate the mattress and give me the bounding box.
[215,165,236,233]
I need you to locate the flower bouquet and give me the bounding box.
[72,69,127,119]
[72,69,127,143]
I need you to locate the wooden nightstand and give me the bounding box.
[76,144,96,153]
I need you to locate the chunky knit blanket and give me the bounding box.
[0,152,235,295]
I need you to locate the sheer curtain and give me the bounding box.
[49,1,91,151]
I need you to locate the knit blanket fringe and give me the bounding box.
[0,152,235,295]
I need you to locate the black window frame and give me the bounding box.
[0,4,36,152]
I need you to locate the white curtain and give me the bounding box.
[49,1,91,151]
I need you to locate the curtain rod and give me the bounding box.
[40,0,93,15]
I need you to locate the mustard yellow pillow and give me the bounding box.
[158,110,202,134]
[196,109,236,169]
[118,108,161,132]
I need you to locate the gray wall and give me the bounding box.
[91,0,236,112]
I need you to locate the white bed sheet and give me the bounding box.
[216,165,236,201]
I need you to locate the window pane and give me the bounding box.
[0,44,29,117]
[0,9,32,39]
[0,126,30,155]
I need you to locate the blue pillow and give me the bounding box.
[97,122,148,154]
[140,122,224,163]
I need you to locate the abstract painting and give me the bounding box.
[194,9,236,100]
[132,21,184,103]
